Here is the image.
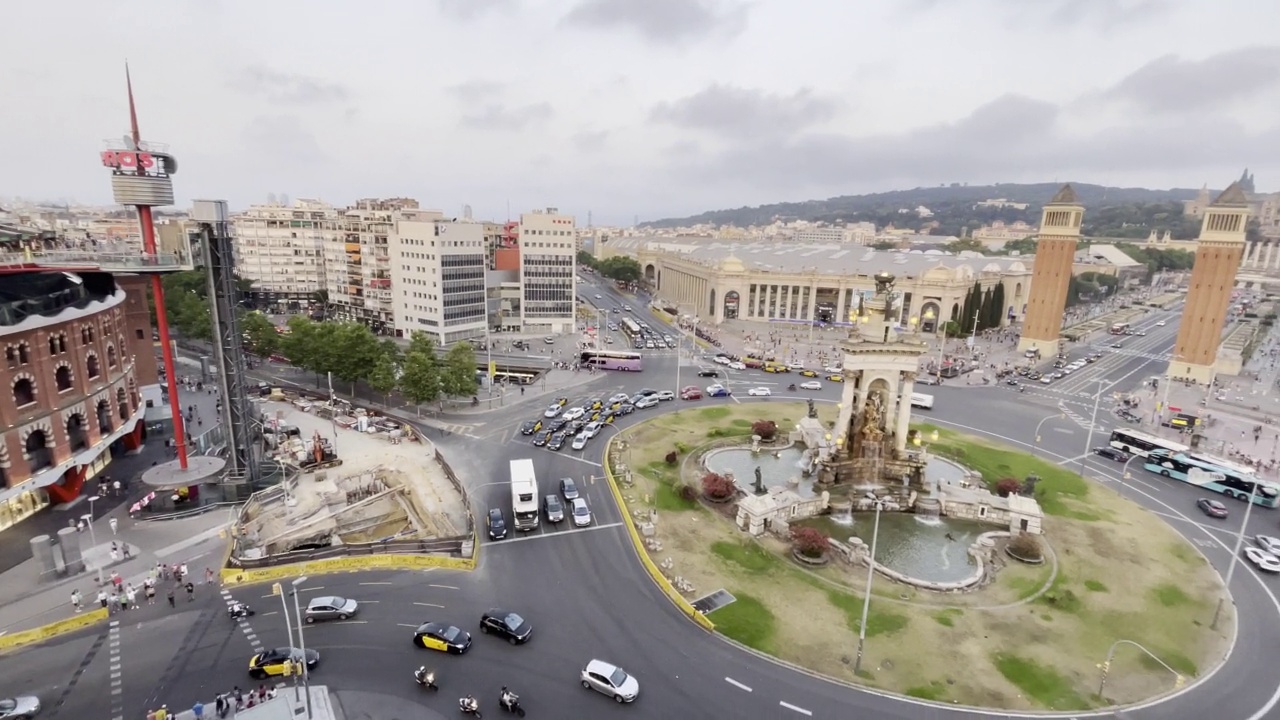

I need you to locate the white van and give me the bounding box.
[910,393,935,410]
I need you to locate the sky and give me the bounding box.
[3,0,1279,225]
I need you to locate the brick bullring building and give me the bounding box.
[0,268,157,530]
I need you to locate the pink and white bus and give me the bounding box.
[580,350,644,372]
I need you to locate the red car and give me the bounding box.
[1197,498,1228,519]
[680,386,702,400]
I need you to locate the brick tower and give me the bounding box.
[1169,182,1250,385]
[1017,184,1084,360]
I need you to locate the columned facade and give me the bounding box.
[1241,238,1280,272]
[1018,185,1084,359]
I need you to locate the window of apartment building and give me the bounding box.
[12,378,35,407]
[55,364,74,393]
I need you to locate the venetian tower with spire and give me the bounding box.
[1016,185,1084,360]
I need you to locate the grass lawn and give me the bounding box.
[611,409,1230,710]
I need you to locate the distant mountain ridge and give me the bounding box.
[643,183,1205,229]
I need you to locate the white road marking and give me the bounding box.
[396,623,419,628]
[358,581,393,586]
[414,602,445,608]
[260,611,279,617]
[428,584,459,590]
[780,701,812,715]
[491,522,625,544]
[299,586,324,592]
[547,452,604,467]
[725,677,753,692]
[332,620,368,625]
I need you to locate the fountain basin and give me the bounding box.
[798,513,988,584]
[705,446,813,498]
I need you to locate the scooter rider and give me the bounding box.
[500,686,517,708]
[460,694,479,712]
[414,666,436,688]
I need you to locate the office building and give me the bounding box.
[231,199,338,309]
[389,210,487,344]
[518,208,577,333]
[324,199,417,332]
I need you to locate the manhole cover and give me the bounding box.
[692,589,735,614]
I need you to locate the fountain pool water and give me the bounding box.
[800,513,986,584]
[705,447,813,498]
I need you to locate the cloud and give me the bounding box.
[447,80,508,103]
[1045,0,1175,29]
[461,102,554,131]
[233,66,350,105]
[1102,46,1280,114]
[650,84,840,138]
[572,130,610,151]
[437,0,517,21]
[240,115,327,164]
[562,0,750,45]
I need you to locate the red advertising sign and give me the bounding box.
[1168,406,1182,413]
[100,150,155,170]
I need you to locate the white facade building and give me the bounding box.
[324,199,418,331]
[518,208,577,333]
[389,210,488,344]
[232,199,338,305]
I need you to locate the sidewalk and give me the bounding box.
[163,685,338,720]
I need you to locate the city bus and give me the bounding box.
[621,317,642,342]
[1109,429,1189,458]
[1143,450,1280,507]
[1110,322,1130,335]
[509,459,540,531]
[579,350,643,372]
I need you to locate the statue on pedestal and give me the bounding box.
[753,466,766,495]
[807,398,817,419]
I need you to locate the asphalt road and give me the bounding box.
[6,284,1280,720]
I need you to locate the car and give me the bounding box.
[249,647,319,678]
[747,387,772,396]
[570,497,592,527]
[604,336,614,344]
[553,397,568,407]
[1244,546,1280,573]
[1257,534,1280,555]
[1110,341,1124,348]
[562,407,586,422]
[611,308,620,314]
[532,430,552,447]
[609,393,630,405]
[1040,376,1053,385]
[544,495,565,523]
[713,356,731,365]
[595,294,602,299]
[615,403,635,415]
[586,398,604,410]
[413,622,472,654]
[787,361,805,370]
[0,696,40,719]
[547,432,567,451]
[544,404,563,418]
[560,477,580,500]
[1197,498,1228,519]
[706,384,731,397]
[681,385,703,400]
[728,361,746,370]
[798,369,818,378]
[480,609,534,645]
[697,367,720,378]
[305,595,360,623]
[581,658,639,703]
[1093,447,1130,462]
[581,421,603,439]
[799,380,822,390]
[826,374,844,383]
[546,417,568,433]
[564,419,586,436]
[520,420,542,436]
[824,365,842,373]
[635,395,660,409]
[655,390,675,401]
[1156,320,1166,326]
[1136,331,1146,336]
[571,433,589,451]
[543,336,556,344]
[487,508,508,540]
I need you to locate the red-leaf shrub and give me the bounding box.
[701,472,737,500]
[664,451,678,466]
[751,420,778,441]
[995,477,1022,498]
[791,526,831,558]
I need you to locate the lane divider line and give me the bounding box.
[780,700,813,715]
[725,677,753,692]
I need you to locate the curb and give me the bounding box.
[0,607,109,652]
[220,552,477,588]
[602,434,715,633]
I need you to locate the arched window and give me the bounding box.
[55,366,73,392]
[4,347,15,369]
[66,414,89,452]
[13,378,35,407]
[25,430,52,473]
[107,345,118,368]
[116,388,129,420]
[96,399,113,434]
[86,353,101,380]
[81,327,90,345]
[18,343,29,364]
[48,336,58,355]
[47,333,67,355]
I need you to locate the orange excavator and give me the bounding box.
[297,430,342,473]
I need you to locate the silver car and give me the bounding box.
[0,696,40,719]
[571,498,592,528]
[305,596,359,623]
[581,659,639,703]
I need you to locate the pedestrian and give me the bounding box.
[192,700,204,719]
[71,589,82,613]
[215,695,228,719]
[146,582,156,605]
[185,581,195,601]
[205,567,215,585]
[97,590,108,609]
[109,517,118,535]
[122,543,131,558]
[180,563,189,579]
[167,588,175,607]
[109,593,121,614]
[232,687,243,710]
[125,584,137,609]
[109,544,119,563]
[112,479,121,496]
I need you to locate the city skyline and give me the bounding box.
[2,0,1278,225]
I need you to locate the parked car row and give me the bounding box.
[522,389,674,450]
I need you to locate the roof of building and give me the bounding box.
[609,236,1031,279]
[1213,180,1250,207]
[1048,184,1079,205]
[1076,243,1141,267]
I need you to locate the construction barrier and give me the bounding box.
[0,607,109,651]
[603,436,715,632]
[221,553,475,588]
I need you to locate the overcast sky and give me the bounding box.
[3,0,1278,224]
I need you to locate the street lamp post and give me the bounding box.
[277,584,301,701]
[1097,639,1183,698]
[1080,379,1110,479]
[82,494,103,586]
[291,576,314,718]
[1034,413,1066,444]
[853,497,885,676]
[1213,479,1259,630]
[1120,453,1142,486]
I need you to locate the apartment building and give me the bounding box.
[389,210,487,344]
[324,198,417,332]
[518,208,576,333]
[232,199,338,308]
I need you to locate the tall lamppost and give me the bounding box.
[291,576,314,718]
[853,496,885,675]
[1213,479,1259,630]
[81,494,103,586]
[1079,378,1111,479]
[1035,413,1066,444]
[275,582,301,701]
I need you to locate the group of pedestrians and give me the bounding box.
[69,561,213,615]
[149,684,279,719]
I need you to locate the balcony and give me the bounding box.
[0,249,194,274]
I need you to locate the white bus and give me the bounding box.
[909,393,935,410]
[1109,428,1189,458]
[510,459,539,531]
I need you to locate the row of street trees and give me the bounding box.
[576,251,644,284]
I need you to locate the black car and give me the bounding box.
[615,403,635,416]
[547,417,569,433]
[533,430,552,447]
[487,508,507,540]
[544,495,565,523]
[479,609,533,645]
[548,432,567,451]
[561,478,580,500]
[564,419,586,436]
[697,368,720,377]
[520,420,541,436]
[413,622,473,654]
[629,393,648,406]
[637,388,659,397]
[1093,447,1130,463]
[1197,498,1229,519]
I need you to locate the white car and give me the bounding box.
[544,404,563,418]
[1244,546,1280,573]
[747,387,772,397]
[581,658,638,703]
[608,393,630,405]
[713,356,731,365]
[787,361,804,370]
[1156,320,1166,327]
[571,434,589,451]
[562,407,585,422]
[799,380,822,390]
[728,361,746,371]
[1257,535,1280,555]
[583,421,604,439]
[824,365,842,374]
[595,294,603,299]
[635,395,660,409]
[571,498,592,528]
[916,375,939,386]
[655,390,675,401]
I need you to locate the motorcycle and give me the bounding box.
[499,689,525,717]
[228,602,254,620]
[459,695,482,718]
[414,666,438,691]
[787,384,797,391]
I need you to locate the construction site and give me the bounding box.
[230,396,472,565]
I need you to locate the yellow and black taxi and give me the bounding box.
[248,647,319,679]
[798,369,819,378]
[826,374,845,383]
[553,397,569,407]
[585,397,604,411]
[520,419,543,436]
[413,622,473,654]
[762,362,790,374]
